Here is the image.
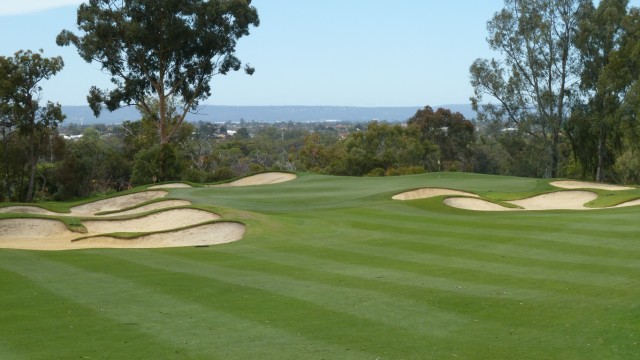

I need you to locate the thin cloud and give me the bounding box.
[0,0,83,16]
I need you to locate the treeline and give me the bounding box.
[3,0,640,203]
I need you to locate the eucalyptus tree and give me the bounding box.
[567,0,629,182]
[470,0,583,178]
[57,0,260,146]
[0,50,65,202]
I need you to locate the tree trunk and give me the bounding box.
[550,132,559,179]
[25,136,36,202]
[596,126,606,183]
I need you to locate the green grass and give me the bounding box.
[1,172,639,359]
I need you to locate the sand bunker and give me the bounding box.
[0,199,192,217]
[70,191,168,215]
[443,191,599,211]
[550,180,633,191]
[73,222,246,249]
[212,172,297,187]
[0,190,244,250]
[98,200,192,217]
[0,206,61,216]
[0,218,244,250]
[444,198,517,212]
[392,188,479,201]
[0,218,72,238]
[148,183,193,189]
[507,191,598,210]
[83,208,221,234]
[612,198,640,208]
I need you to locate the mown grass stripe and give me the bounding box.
[326,238,639,288]
[261,242,633,301]
[42,250,466,359]
[1,251,374,360]
[0,264,182,359]
[97,250,471,337]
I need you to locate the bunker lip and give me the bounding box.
[0,199,243,250]
[82,208,221,234]
[211,172,297,187]
[148,183,193,189]
[550,180,633,191]
[392,188,479,201]
[0,216,244,250]
[70,191,168,215]
[443,191,600,211]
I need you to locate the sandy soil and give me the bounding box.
[83,208,220,234]
[392,188,479,201]
[212,172,297,187]
[70,191,168,215]
[148,183,193,189]
[550,180,633,191]
[444,198,517,212]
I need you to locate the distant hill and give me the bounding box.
[61,104,476,125]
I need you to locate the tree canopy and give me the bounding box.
[0,50,65,202]
[57,0,259,145]
[470,0,581,178]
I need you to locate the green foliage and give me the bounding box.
[407,106,474,171]
[131,144,185,186]
[57,0,259,144]
[0,50,65,202]
[54,129,131,200]
[470,0,580,178]
[568,0,630,182]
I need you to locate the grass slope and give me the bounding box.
[1,172,639,359]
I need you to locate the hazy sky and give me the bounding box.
[1,1,639,107]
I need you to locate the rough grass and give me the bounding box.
[1,172,639,359]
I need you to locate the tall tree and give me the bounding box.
[568,0,629,182]
[0,50,65,202]
[57,0,259,146]
[470,0,582,178]
[407,106,475,171]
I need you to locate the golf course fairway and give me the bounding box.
[1,172,639,359]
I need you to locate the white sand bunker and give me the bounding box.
[392,188,479,201]
[551,180,633,191]
[84,208,220,234]
[70,191,168,215]
[444,198,518,212]
[0,206,61,216]
[0,199,192,217]
[98,200,192,217]
[148,183,193,189]
[0,218,71,238]
[0,216,244,250]
[612,198,640,208]
[444,191,599,211]
[0,218,81,250]
[213,172,297,187]
[507,191,598,210]
[73,222,246,249]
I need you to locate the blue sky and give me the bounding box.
[1,1,638,107]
